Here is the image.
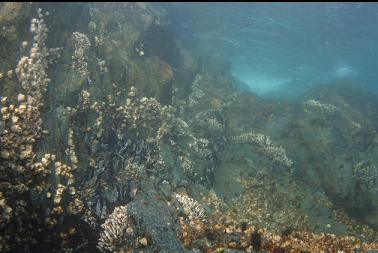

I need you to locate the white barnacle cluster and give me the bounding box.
[77,86,182,198]
[67,197,85,215]
[97,205,137,253]
[97,58,108,73]
[120,87,175,140]
[82,209,98,230]
[47,46,63,64]
[0,10,86,250]
[29,153,55,186]
[7,70,14,79]
[1,9,61,167]
[193,110,223,132]
[353,161,378,188]
[188,74,205,107]
[1,9,60,164]
[190,138,212,159]
[94,35,104,47]
[15,8,57,104]
[52,155,81,215]
[55,160,75,186]
[80,89,91,109]
[124,158,147,181]
[1,95,35,160]
[54,183,66,205]
[232,132,293,168]
[66,128,79,170]
[303,99,337,114]
[72,31,91,80]
[169,117,189,138]
[179,155,194,176]
[175,192,207,223]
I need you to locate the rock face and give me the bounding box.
[296,83,378,227]
[97,187,185,253]
[128,189,185,252]
[0,2,196,153]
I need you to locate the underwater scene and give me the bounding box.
[1,2,378,252]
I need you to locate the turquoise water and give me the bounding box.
[164,3,378,99]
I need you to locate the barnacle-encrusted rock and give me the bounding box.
[0,9,89,252]
[193,109,224,133]
[231,132,293,168]
[353,160,378,188]
[97,188,186,252]
[72,31,91,81]
[175,191,207,223]
[98,205,137,252]
[128,189,185,252]
[72,84,215,210]
[303,99,337,114]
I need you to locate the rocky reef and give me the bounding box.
[1,3,378,253]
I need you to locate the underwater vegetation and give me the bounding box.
[1,3,378,253]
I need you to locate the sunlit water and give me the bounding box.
[164,2,378,99]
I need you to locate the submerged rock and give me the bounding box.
[128,189,185,252]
